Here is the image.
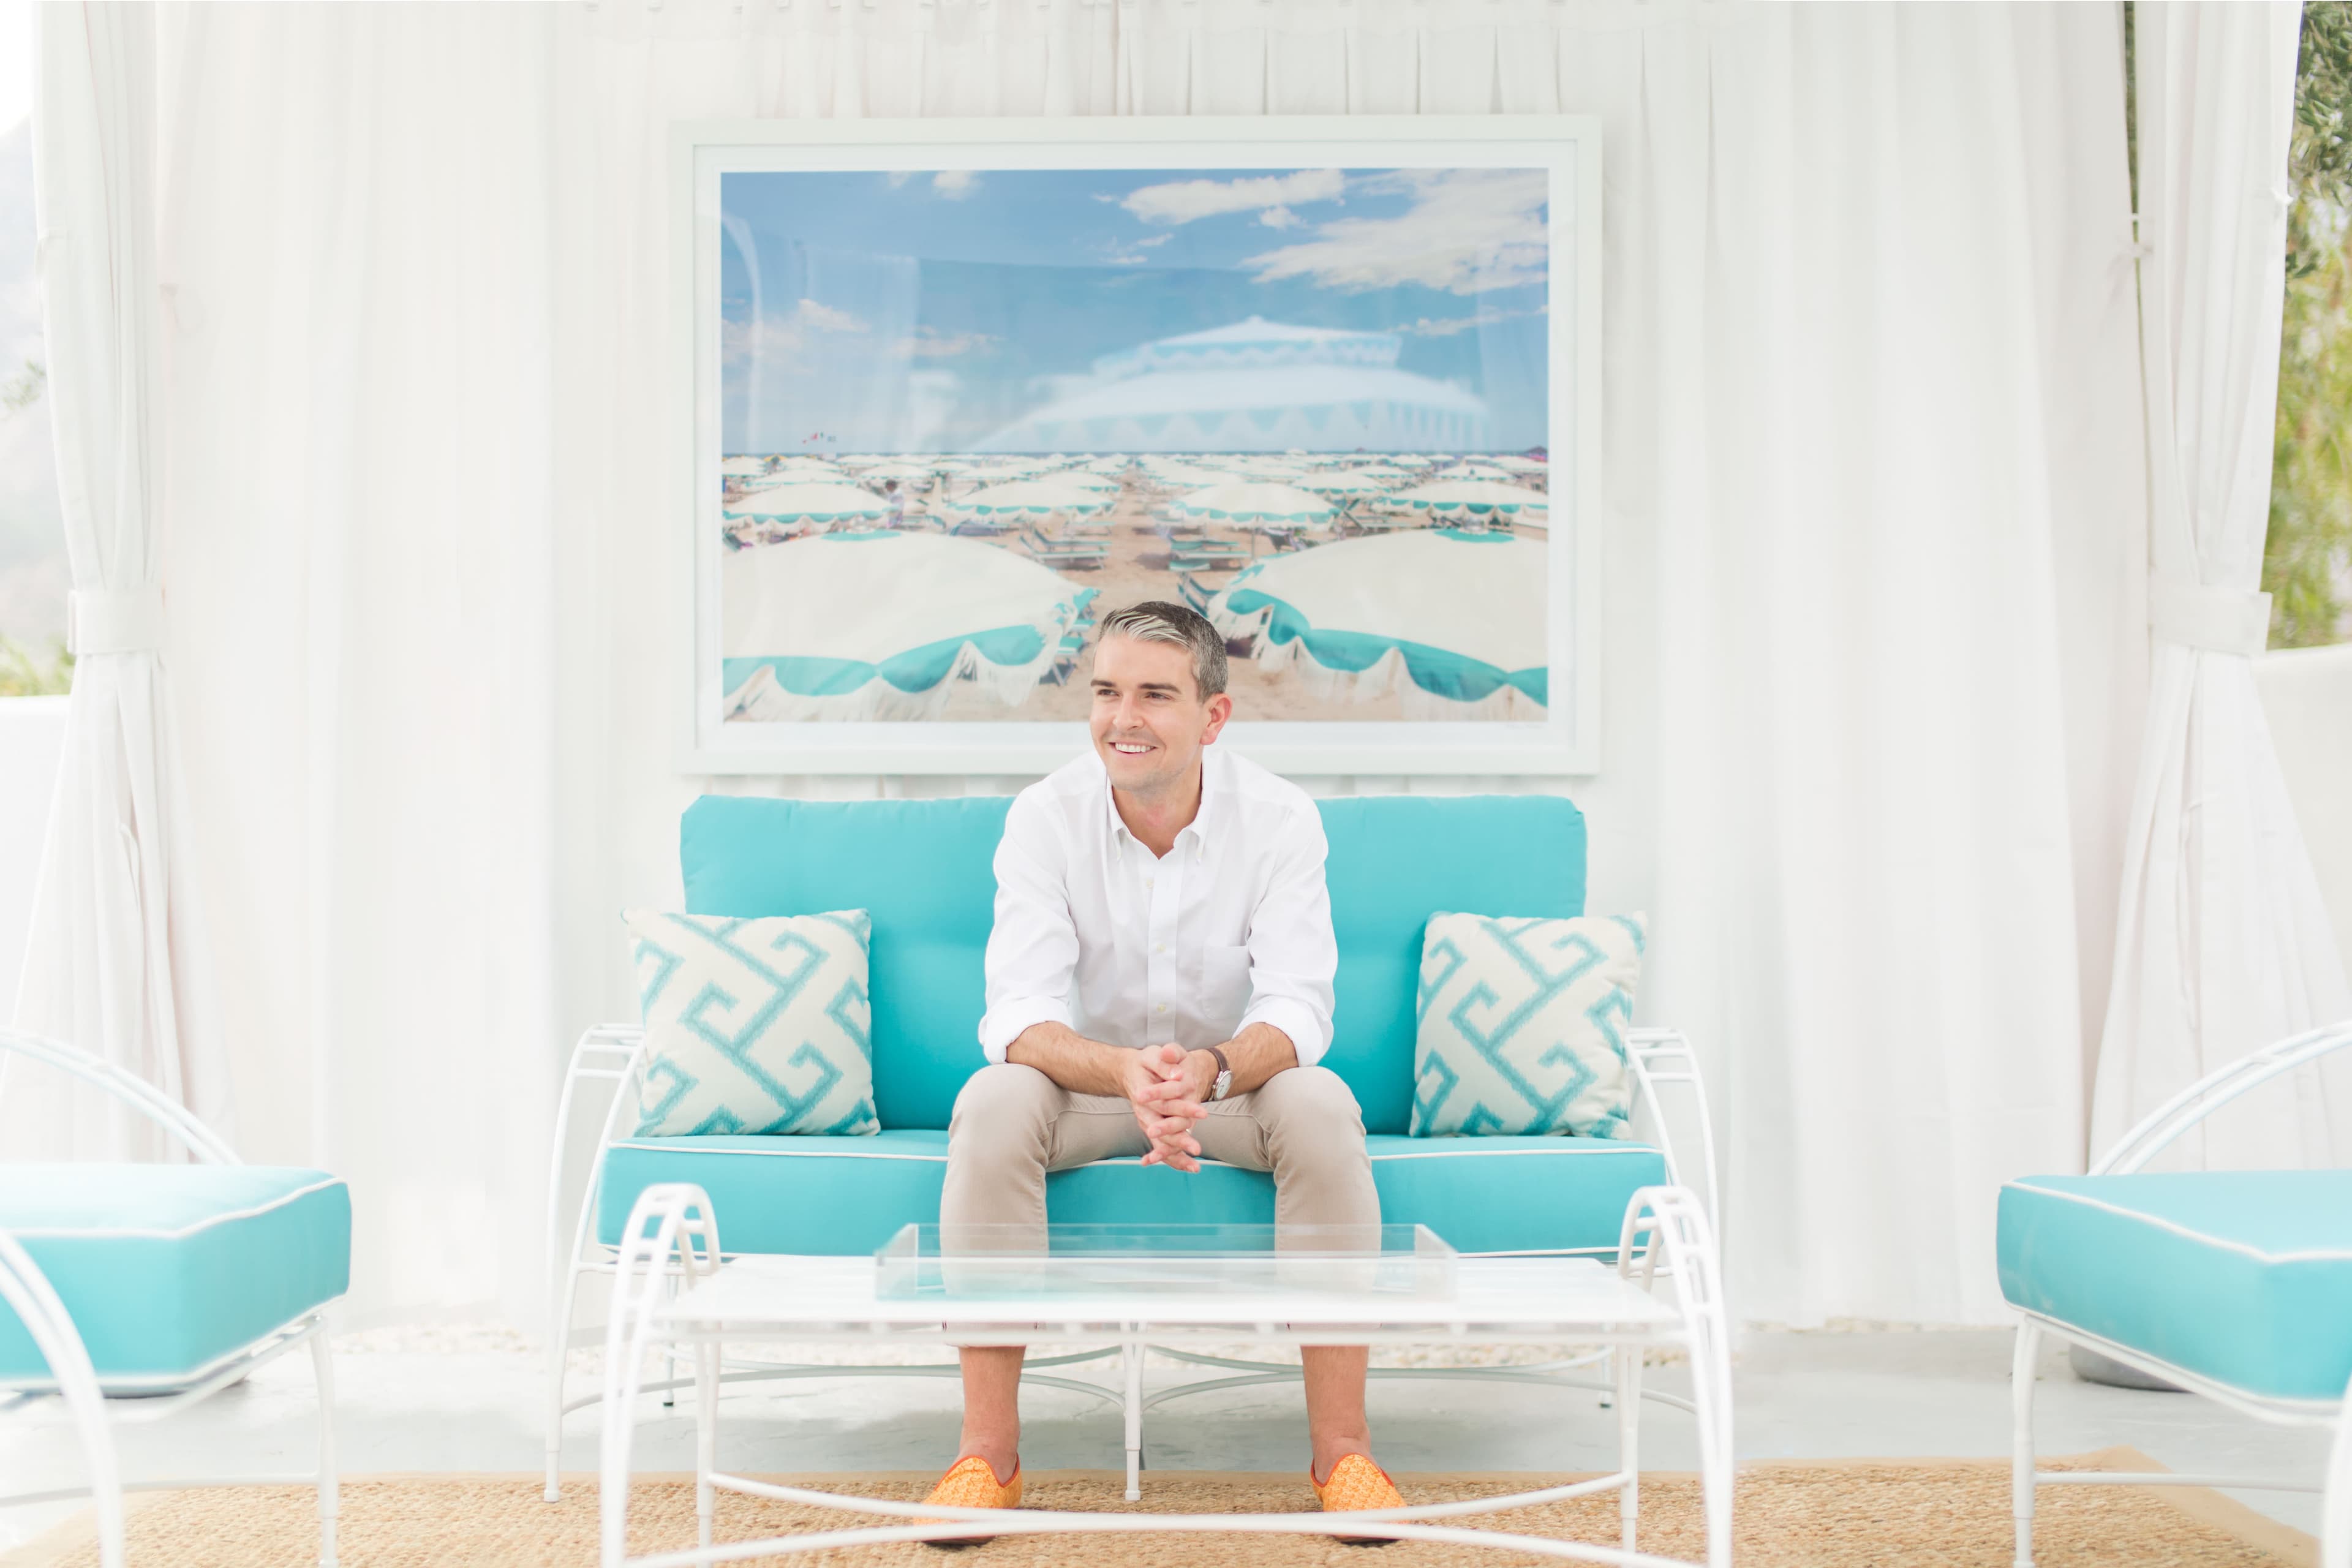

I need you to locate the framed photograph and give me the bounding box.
[673,115,1600,775]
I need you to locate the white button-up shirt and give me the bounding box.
[978,745,1337,1067]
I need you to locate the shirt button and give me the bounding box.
[1145,878,1154,889]
[1156,1003,1167,1013]
[1155,943,1166,954]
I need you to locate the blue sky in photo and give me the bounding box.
[718,165,1555,453]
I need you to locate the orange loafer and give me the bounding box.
[916,1454,1023,1549]
[1312,1452,1406,1547]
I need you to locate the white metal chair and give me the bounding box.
[542,1022,1720,1501]
[0,1030,342,1567]
[2006,1019,2352,1568]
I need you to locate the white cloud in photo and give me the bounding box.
[720,314,812,367]
[1101,230,1178,266]
[720,298,870,367]
[1393,315,1483,338]
[1242,168,1548,295]
[1120,168,1347,227]
[792,298,868,334]
[1392,304,1545,338]
[1257,205,1300,230]
[890,325,997,359]
[932,170,980,198]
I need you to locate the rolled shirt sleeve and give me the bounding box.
[1237,805,1338,1067]
[977,796,1079,1063]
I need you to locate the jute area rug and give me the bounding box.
[3,1449,2316,1568]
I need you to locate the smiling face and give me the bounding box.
[1088,631,1232,797]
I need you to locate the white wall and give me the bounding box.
[2254,644,2352,989]
[0,695,65,1024]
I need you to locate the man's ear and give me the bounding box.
[1200,690,1234,744]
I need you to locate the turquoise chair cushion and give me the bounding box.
[679,791,1587,1134]
[596,1131,1665,1257]
[1997,1171,2352,1403]
[0,1165,351,1391]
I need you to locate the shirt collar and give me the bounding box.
[1098,745,1221,851]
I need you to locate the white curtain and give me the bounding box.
[2090,1,2352,1171]
[4,1,232,1164]
[139,0,2143,1327]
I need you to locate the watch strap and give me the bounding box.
[1205,1045,1232,1099]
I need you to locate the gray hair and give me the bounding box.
[1095,600,1227,699]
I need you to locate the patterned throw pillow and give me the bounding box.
[622,910,880,1137]
[1412,911,1646,1139]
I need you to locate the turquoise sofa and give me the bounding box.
[545,788,1714,1496]
[584,791,1677,1256]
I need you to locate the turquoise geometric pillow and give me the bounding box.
[1412,911,1646,1139]
[622,910,880,1137]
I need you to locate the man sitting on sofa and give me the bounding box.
[921,600,1406,1531]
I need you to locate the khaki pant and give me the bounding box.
[940,1061,1381,1232]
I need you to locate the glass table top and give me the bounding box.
[874,1223,1458,1302]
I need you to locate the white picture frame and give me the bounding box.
[673,115,1602,775]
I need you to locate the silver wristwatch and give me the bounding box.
[1202,1045,1232,1101]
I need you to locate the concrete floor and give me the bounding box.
[1,1329,2334,1555]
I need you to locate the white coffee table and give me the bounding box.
[595,1185,1729,1568]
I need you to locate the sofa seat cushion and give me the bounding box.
[1997,1171,2352,1403]
[0,1166,352,1392]
[597,1131,1668,1257]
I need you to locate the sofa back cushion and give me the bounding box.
[680,788,1585,1133]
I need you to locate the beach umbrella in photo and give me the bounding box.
[1433,462,1517,483]
[723,532,1082,722]
[753,459,846,487]
[1045,469,1122,493]
[849,461,939,484]
[1387,478,1548,519]
[954,478,1118,518]
[723,482,892,524]
[1385,454,1436,468]
[1169,482,1335,526]
[1490,454,1547,473]
[1295,471,1395,500]
[721,456,770,477]
[1141,461,1250,489]
[1204,530,1548,718]
[962,460,1048,483]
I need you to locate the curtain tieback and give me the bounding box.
[66,587,164,655]
[2148,574,2271,657]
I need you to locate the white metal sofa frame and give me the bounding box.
[544,1022,1719,1502]
[2009,1019,2352,1568]
[0,1029,340,1568]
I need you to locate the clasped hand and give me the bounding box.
[1123,1042,1215,1173]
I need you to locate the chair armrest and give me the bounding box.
[1626,1028,1721,1231]
[2090,1019,2352,1175]
[545,1025,647,1307]
[0,1028,239,1166]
